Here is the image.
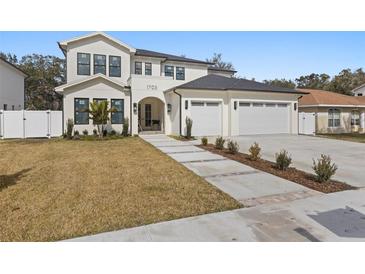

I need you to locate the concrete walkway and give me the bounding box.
[67,188,365,241]
[141,134,319,206]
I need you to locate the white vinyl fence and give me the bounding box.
[0,110,63,139]
[299,112,316,135]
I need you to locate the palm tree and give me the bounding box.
[87,101,116,138]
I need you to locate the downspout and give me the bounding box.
[129,87,132,135]
[173,89,182,136]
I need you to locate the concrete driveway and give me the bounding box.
[230,134,365,188]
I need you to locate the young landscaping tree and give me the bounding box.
[186,117,193,139]
[66,118,74,139]
[122,117,129,137]
[87,101,116,138]
[312,154,338,183]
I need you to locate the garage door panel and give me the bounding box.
[190,101,222,136]
[239,103,289,135]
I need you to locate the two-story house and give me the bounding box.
[0,57,27,111]
[56,32,305,136]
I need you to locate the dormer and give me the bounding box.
[58,32,136,84]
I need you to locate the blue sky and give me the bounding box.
[1,31,365,81]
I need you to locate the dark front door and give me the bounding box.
[145,104,152,127]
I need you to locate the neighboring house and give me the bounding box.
[352,83,365,97]
[55,32,305,136]
[298,89,365,134]
[0,57,27,110]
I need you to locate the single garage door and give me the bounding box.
[190,101,222,136]
[239,102,290,135]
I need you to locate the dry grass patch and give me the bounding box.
[0,138,240,241]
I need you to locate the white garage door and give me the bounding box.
[239,102,290,135]
[190,101,222,136]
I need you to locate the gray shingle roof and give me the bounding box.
[174,74,306,94]
[135,49,213,65]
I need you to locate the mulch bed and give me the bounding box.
[198,144,356,193]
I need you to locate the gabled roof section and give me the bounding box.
[0,57,28,77]
[135,49,213,65]
[298,88,365,106]
[55,74,127,93]
[172,74,306,94]
[58,32,136,53]
[351,83,365,93]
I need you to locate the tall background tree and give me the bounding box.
[0,52,65,110]
[263,79,296,89]
[206,53,235,70]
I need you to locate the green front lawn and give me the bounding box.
[0,137,240,241]
[317,133,365,143]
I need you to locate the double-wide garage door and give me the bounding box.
[189,100,291,136]
[239,102,290,135]
[190,101,222,136]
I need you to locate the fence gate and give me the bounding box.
[299,112,316,135]
[0,110,63,139]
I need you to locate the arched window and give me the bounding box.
[328,109,340,127]
[351,110,360,126]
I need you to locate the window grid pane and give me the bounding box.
[109,56,121,77]
[135,62,142,75]
[94,54,106,75]
[77,53,90,75]
[176,67,185,80]
[75,98,89,124]
[111,99,124,124]
[145,63,152,75]
[165,65,174,77]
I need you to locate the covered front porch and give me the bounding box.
[138,97,165,134]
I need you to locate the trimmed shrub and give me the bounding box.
[312,154,338,183]
[186,117,193,139]
[248,142,261,161]
[122,117,129,137]
[227,140,239,154]
[201,137,208,146]
[275,149,292,170]
[110,130,117,136]
[103,129,107,137]
[82,129,88,136]
[66,119,74,139]
[215,136,225,150]
[93,129,98,136]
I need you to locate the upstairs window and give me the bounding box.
[351,110,360,126]
[165,65,174,78]
[109,56,121,77]
[111,99,124,124]
[74,98,89,125]
[94,54,106,75]
[145,62,152,75]
[328,108,341,127]
[77,53,90,75]
[176,67,185,80]
[135,62,142,75]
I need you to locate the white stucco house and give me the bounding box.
[352,84,365,97]
[55,32,306,136]
[0,57,27,110]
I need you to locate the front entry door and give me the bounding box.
[145,104,152,128]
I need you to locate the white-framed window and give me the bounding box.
[165,65,174,77]
[176,67,185,80]
[328,108,341,127]
[351,110,360,126]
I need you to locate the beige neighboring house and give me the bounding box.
[55,32,305,136]
[352,83,365,97]
[298,89,365,134]
[0,57,27,110]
